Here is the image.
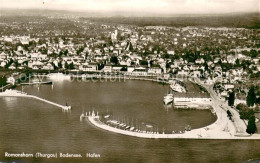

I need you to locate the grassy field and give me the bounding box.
[184,81,209,94]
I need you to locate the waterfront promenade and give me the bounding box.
[0,90,71,110]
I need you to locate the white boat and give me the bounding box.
[104,115,110,119]
[163,93,173,105]
[65,102,72,110]
[47,73,71,80]
[130,127,135,131]
[146,125,153,128]
[21,78,52,85]
[80,113,85,119]
[111,120,117,124]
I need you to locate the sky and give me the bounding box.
[0,0,259,14]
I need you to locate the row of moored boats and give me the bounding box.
[105,119,160,134]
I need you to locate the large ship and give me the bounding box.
[163,93,173,105]
[170,82,186,93]
[47,73,71,80]
[21,78,52,85]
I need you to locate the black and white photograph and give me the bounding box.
[0,0,260,162]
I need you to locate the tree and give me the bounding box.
[120,66,127,71]
[125,41,134,51]
[228,91,235,106]
[77,47,84,55]
[5,58,14,69]
[129,42,133,51]
[246,116,257,134]
[64,49,68,56]
[110,56,119,65]
[140,60,148,66]
[69,62,74,69]
[98,63,105,70]
[65,62,69,69]
[256,97,260,105]
[240,109,254,120]
[52,63,58,70]
[247,86,256,107]
[204,62,208,71]
[0,76,7,87]
[23,61,28,66]
[236,103,247,111]
[235,59,240,67]
[58,61,62,69]
[227,110,232,120]
[162,54,169,59]
[14,60,19,68]
[250,49,258,58]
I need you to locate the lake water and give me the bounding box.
[0,79,260,162]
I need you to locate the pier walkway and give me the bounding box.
[0,90,71,110]
[26,95,71,110]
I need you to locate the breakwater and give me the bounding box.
[85,112,260,140]
[0,90,71,110]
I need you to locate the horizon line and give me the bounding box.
[0,8,259,17]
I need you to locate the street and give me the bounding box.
[193,78,247,134]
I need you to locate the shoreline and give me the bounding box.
[33,73,169,83]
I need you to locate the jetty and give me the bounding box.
[0,89,71,110]
[26,95,71,110]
